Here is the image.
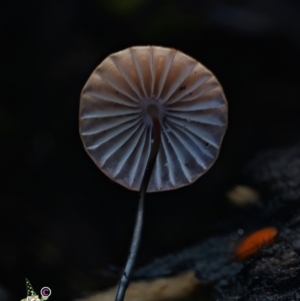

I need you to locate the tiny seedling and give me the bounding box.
[21,278,51,301]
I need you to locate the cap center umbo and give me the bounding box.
[146,103,160,117]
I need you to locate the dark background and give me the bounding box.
[1,0,300,300]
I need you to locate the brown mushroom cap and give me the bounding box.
[79,46,228,192]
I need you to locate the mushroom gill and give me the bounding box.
[79,46,228,192]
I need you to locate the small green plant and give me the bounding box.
[21,278,51,301]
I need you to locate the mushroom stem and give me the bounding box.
[115,116,161,301]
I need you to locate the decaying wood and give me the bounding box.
[75,271,204,301]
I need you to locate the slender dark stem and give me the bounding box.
[115,116,161,301]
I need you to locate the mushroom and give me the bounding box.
[79,46,228,301]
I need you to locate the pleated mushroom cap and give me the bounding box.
[79,46,228,192]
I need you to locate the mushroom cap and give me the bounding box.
[79,46,228,192]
